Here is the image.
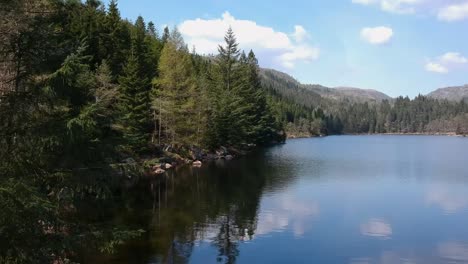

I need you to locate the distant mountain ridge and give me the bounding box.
[261,68,468,103]
[306,85,392,103]
[427,85,468,102]
[260,68,391,104]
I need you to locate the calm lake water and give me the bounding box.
[85,136,468,264]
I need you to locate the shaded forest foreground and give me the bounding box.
[0,1,287,262]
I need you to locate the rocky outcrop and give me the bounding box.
[143,143,265,177]
[154,168,165,174]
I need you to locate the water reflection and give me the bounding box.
[360,219,392,239]
[349,242,468,264]
[350,252,418,264]
[438,242,468,263]
[82,150,300,263]
[426,184,468,214]
[81,136,468,264]
[256,194,319,238]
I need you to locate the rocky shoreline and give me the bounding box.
[139,144,257,176]
[123,132,467,177]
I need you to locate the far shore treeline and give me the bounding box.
[2,0,468,263]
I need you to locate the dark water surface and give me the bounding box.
[86,136,468,264]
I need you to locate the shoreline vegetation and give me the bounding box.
[365,132,466,136]
[1,0,468,263]
[287,132,467,140]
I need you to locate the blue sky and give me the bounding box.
[103,0,468,97]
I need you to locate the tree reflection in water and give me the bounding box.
[84,147,295,264]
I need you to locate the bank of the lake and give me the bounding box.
[286,132,467,141]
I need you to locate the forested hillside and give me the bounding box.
[260,69,342,137]
[335,96,468,134]
[314,86,391,103]
[428,85,468,102]
[260,68,468,136]
[261,68,391,104]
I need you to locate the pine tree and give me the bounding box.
[206,28,245,147]
[105,0,131,78]
[118,51,151,149]
[161,26,170,44]
[217,27,240,92]
[147,21,158,38]
[132,16,154,80]
[244,50,279,144]
[153,28,200,146]
[145,22,163,78]
[79,0,107,69]
[67,60,120,160]
[208,31,280,147]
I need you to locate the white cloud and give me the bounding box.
[440,52,468,64]
[352,0,376,5]
[292,25,308,42]
[279,45,320,69]
[381,0,421,14]
[438,2,468,21]
[179,12,320,69]
[425,52,468,74]
[352,0,468,22]
[360,26,394,45]
[352,0,422,14]
[425,62,449,73]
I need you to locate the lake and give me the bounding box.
[84,135,468,264]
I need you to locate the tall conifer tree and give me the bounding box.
[206,28,245,147]
[118,50,151,149]
[105,0,131,78]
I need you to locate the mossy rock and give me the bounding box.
[142,158,161,168]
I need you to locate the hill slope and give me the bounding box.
[260,68,392,104]
[427,85,468,101]
[306,85,391,103]
[259,68,324,109]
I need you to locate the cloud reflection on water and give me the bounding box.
[255,193,319,238]
[348,242,468,264]
[350,252,418,264]
[438,241,468,263]
[426,184,468,214]
[360,218,392,239]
